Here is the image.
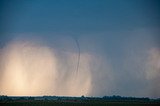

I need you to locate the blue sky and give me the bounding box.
[0,0,159,33]
[0,0,160,97]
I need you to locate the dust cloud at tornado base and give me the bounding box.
[0,39,92,96]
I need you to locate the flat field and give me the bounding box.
[0,100,160,106]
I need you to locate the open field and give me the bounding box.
[1,96,160,106]
[1,100,160,106]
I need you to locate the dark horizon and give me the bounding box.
[0,95,159,99]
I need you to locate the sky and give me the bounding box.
[0,0,160,98]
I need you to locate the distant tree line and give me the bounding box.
[1,95,160,102]
[102,95,150,101]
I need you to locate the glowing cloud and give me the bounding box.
[0,39,92,96]
[145,48,160,97]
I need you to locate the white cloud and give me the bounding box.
[0,39,92,96]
